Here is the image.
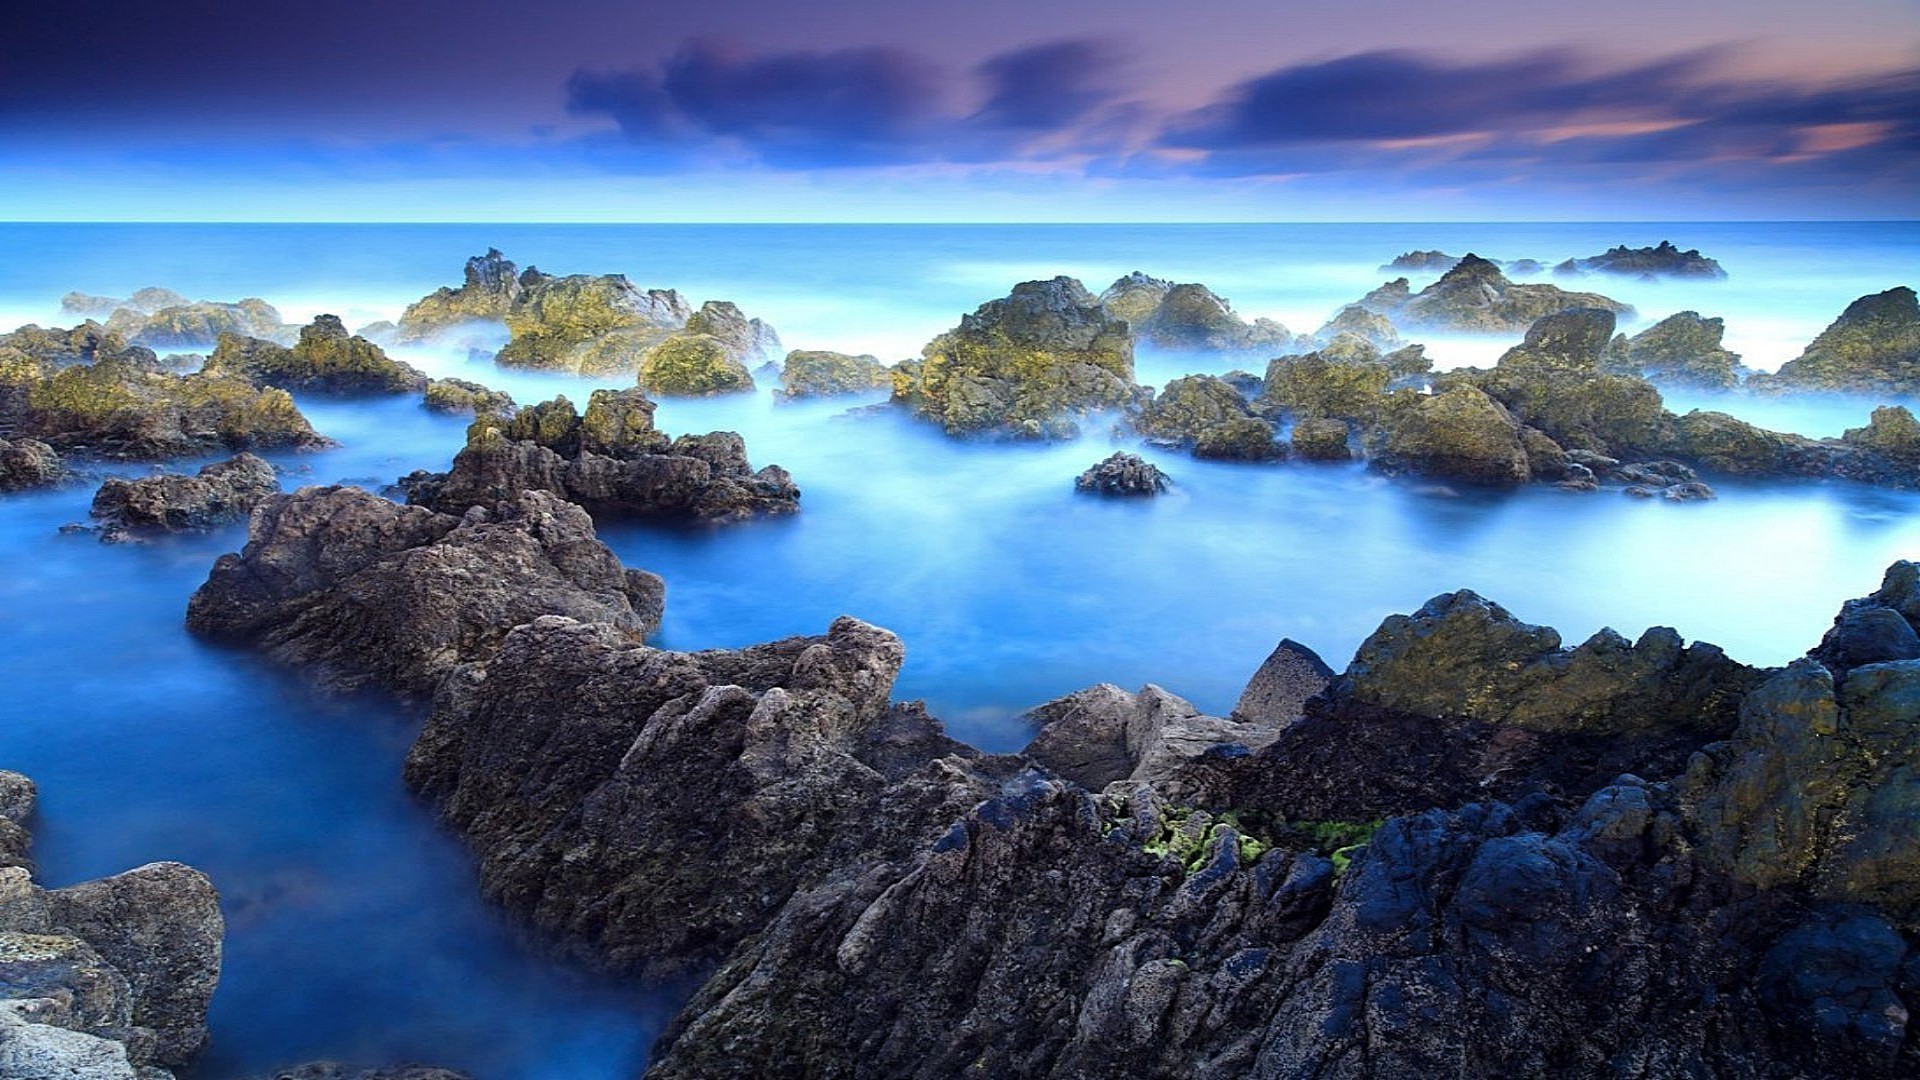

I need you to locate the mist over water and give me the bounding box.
[1,222,1916,1076]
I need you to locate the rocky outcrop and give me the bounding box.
[684,300,781,366]
[495,273,693,375]
[1310,305,1401,350]
[0,772,223,1077]
[0,437,66,491]
[1367,385,1534,487]
[1193,416,1284,461]
[1382,250,1460,272]
[1355,254,1633,333]
[1231,638,1335,727]
[1022,683,1290,790]
[1256,345,1401,423]
[778,351,891,398]
[396,249,524,341]
[1102,276,1298,354]
[422,378,514,416]
[186,486,663,699]
[1753,287,1920,395]
[1605,310,1748,389]
[636,334,755,396]
[1,325,331,460]
[402,391,799,522]
[1134,375,1256,448]
[89,453,278,540]
[1074,452,1169,496]
[1288,417,1353,461]
[204,316,428,396]
[67,290,291,350]
[892,277,1139,438]
[1556,240,1726,279]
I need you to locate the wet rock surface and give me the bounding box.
[0,437,66,492]
[1556,240,1726,279]
[1074,452,1169,496]
[89,453,279,540]
[779,350,891,398]
[1753,286,1920,395]
[1355,254,1633,333]
[204,316,428,396]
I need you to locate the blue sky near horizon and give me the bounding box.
[3,1,1916,221]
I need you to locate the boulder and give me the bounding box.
[1381,250,1460,272]
[1311,305,1401,350]
[636,334,754,396]
[1023,683,1288,789]
[684,301,781,366]
[1096,271,1173,324]
[396,249,524,341]
[1256,347,1396,423]
[1074,452,1169,496]
[893,277,1138,438]
[1230,638,1334,727]
[1368,385,1534,487]
[89,453,278,540]
[495,274,691,375]
[1606,311,1747,389]
[1192,416,1284,462]
[1125,282,1297,354]
[204,316,428,395]
[186,486,663,699]
[1289,417,1352,461]
[1556,240,1726,279]
[422,378,514,416]
[1134,375,1254,444]
[0,438,66,492]
[104,297,289,350]
[1355,254,1634,333]
[776,350,890,398]
[1754,287,1920,395]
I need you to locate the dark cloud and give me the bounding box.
[567,36,1130,166]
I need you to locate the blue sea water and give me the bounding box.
[0,222,1916,1077]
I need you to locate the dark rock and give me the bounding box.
[893,277,1139,438]
[1074,452,1169,496]
[1289,416,1353,461]
[0,770,33,868]
[1023,683,1286,788]
[204,317,428,396]
[777,350,890,398]
[0,437,67,491]
[1556,240,1726,279]
[245,1066,472,1080]
[1355,254,1634,333]
[186,486,661,699]
[89,453,278,539]
[1754,287,1920,395]
[1231,639,1334,728]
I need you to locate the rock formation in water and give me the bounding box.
[60,287,293,349]
[0,436,67,491]
[495,271,694,375]
[1556,240,1726,280]
[1603,310,1749,389]
[0,323,331,460]
[395,249,525,342]
[422,378,514,416]
[893,277,1140,438]
[1310,305,1402,351]
[186,486,663,699]
[1288,417,1353,462]
[204,316,428,396]
[1098,274,1299,354]
[1354,254,1633,333]
[1381,250,1461,272]
[400,390,799,522]
[1751,286,1920,395]
[1134,375,1258,447]
[635,334,755,396]
[0,771,224,1079]
[778,351,892,398]
[1074,451,1170,496]
[89,453,279,541]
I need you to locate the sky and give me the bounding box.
[2,0,1916,221]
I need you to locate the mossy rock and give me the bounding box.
[581,387,671,457]
[1607,311,1745,389]
[397,249,523,341]
[424,378,515,416]
[1258,350,1392,422]
[1843,405,1920,461]
[1757,287,1920,394]
[1193,416,1283,461]
[1291,416,1353,461]
[1674,410,1793,474]
[206,316,425,394]
[497,274,692,373]
[1136,375,1252,442]
[500,395,583,452]
[779,350,891,398]
[639,334,756,396]
[1372,385,1532,486]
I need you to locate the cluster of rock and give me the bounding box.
[204,316,427,396]
[63,287,292,349]
[1074,451,1170,496]
[422,378,514,416]
[185,476,1920,1075]
[1352,254,1634,333]
[1601,309,1750,389]
[393,250,781,387]
[1556,240,1727,279]
[87,453,279,542]
[1098,272,1299,354]
[0,322,331,460]
[399,390,799,523]
[0,771,223,1079]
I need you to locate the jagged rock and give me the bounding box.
[1844,405,1920,462]
[1192,416,1284,462]
[403,393,799,522]
[406,614,1009,978]
[1355,254,1633,333]
[1288,417,1352,461]
[495,274,692,375]
[1074,452,1169,496]
[104,297,289,350]
[1754,287,1920,394]
[1023,684,1290,790]
[1367,385,1535,486]
[892,277,1139,438]
[204,316,427,395]
[0,772,33,869]
[1134,375,1253,444]
[1606,311,1747,389]
[186,487,663,699]
[636,334,754,396]
[89,454,278,539]
[684,301,781,366]
[396,249,524,341]
[1256,347,1396,423]
[1123,281,1297,354]
[778,350,890,398]
[1556,240,1726,279]
[1231,639,1334,728]
[1311,305,1401,350]
[1382,250,1460,272]
[0,326,330,460]
[1097,271,1173,324]
[421,378,514,416]
[0,438,66,492]
[60,293,122,319]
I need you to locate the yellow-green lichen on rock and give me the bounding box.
[638,334,755,396]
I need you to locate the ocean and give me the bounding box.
[1,221,1916,1076]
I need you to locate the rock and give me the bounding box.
[1134,375,1254,444]
[1192,416,1283,462]
[1844,405,1920,461]
[1606,311,1748,389]
[684,301,781,366]
[1355,254,1634,333]
[1495,307,1620,375]
[1556,240,1726,279]
[1,326,331,460]
[403,393,799,523]
[1289,417,1352,461]
[0,438,66,492]
[1381,250,1460,272]
[636,334,754,396]
[1096,271,1173,324]
[1755,287,1920,395]
[1256,347,1397,423]
[1311,305,1401,350]
[186,486,662,699]
[777,350,890,398]
[204,316,428,395]
[495,274,692,375]
[396,249,524,341]
[1231,639,1334,728]
[1124,281,1297,354]
[60,293,121,319]
[1368,385,1534,487]
[0,772,33,869]
[1023,683,1289,789]
[243,1066,471,1080]
[89,454,278,539]
[105,298,289,350]
[893,277,1139,437]
[1074,452,1169,496]
[421,378,514,416]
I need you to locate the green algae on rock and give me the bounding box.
[205,315,428,395]
[1752,286,1920,395]
[777,350,891,398]
[637,334,755,396]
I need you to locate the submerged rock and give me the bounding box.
[1074,452,1170,496]
[777,350,891,398]
[89,453,278,540]
[893,277,1138,438]
[1355,254,1633,333]
[1753,286,1920,395]
[186,486,663,699]
[1556,240,1726,279]
[204,316,428,395]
